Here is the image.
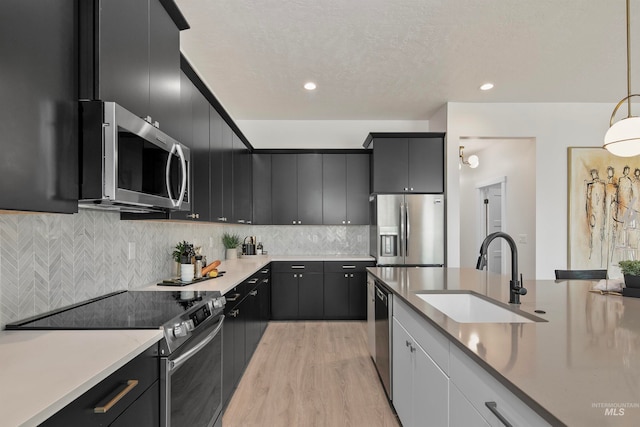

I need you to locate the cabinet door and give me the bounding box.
[222,309,236,405]
[222,122,234,222]
[232,134,252,224]
[298,273,324,319]
[0,0,78,213]
[346,154,370,225]
[97,0,149,119]
[323,272,350,319]
[271,273,299,320]
[244,288,260,364]
[392,318,414,427]
[271,155,298,225]
[110,381,160,427]
[258,276,271,334]
[190,86,211,221]
[413,343,448,427]
[408,137,444,193]
[252,154,272,224]
[209,107,224,220]
[297,154,323,224]
[372,138,409,193]
[449,383,490,427]
[348,271,367,319]
[149,0,180,138]
[233,304,247,382]
[322,154,347,225]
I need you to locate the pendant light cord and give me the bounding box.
[627,0,632,117]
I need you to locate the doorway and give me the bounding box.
[477,179,506,274]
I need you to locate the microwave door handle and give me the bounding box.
[175,144,187,208]
[166,144,187,208]
[165,144,177,206]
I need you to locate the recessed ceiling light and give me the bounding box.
[304,82,317,91]
[480,83,494,91]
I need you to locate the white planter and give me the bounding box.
[226,248,238,260]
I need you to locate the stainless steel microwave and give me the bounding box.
[79,101,190,213]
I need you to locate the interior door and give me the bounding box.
[405,194,445,265]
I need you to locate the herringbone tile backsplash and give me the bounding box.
[0,210,368,328]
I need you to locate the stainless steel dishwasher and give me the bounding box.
[374,280,392,400]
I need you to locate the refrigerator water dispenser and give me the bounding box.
[380,235,398,257]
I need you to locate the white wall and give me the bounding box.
[446,103,613,279]
[459,139,536,279]
[237,120,429,148]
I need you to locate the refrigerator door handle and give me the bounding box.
[406,202,410,256]
[399,202,405,257]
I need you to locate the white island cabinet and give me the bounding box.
[392,298,550,427]
[392,298,449,427]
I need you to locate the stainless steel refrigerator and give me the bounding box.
[370,194,445,266]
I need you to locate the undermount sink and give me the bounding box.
[415,292,542,323]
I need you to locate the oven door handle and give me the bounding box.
[168,315,224,372]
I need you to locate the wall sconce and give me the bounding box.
[459,146,479,169]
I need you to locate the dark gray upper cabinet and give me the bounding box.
[346,154,371,224]
[209,107,224,221]
[0,0,78,213]
[271,155,298,225]
[297,154,323,225]
[80,0,181,139]
[322,154,347,225]
[148,0,181,139]
[187,83,211,221]
[232,134,252,224]
[368,133,445,194]
[252,154,272,225]
[222,123,234,222]
[323,153,370,225]
[271,154,323,225]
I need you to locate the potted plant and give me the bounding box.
[618,260,640,288]
[222,233,241,260]
[172,241,190,276]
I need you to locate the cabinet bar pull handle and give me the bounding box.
[226,293,241,302]
[342,265,356,269]
[260,269,269,274]
[291,265,305,269]
[485,402,513,427]
[250,290,258,296]
[247,278,259,284]
[94,380,139,413]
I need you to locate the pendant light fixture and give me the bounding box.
[604,0,640,157]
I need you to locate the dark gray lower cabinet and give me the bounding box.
[41,345,159,427]
[222,266,270,407]
[271,261,373,320]
[324,262,374,320]
[271,262,324,320]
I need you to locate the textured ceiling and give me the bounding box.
[176,0,631,120]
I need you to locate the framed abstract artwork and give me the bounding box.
[568,147,640,269]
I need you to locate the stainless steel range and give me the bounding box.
[6,290,226,427]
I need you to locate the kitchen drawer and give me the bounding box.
[393,297,449,375]
[323,261,374,273]
[449,344,551,427]
[271,261,323,273]
[41,344,159,427]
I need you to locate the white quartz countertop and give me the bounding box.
[0,329,162,427]
[143,254,374,294]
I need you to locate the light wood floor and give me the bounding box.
[222,321,400,427]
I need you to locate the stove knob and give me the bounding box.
[184,319,195,331]
[213,298,224,308]
[172,323,188,338]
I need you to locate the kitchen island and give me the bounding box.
[367,266,640,427]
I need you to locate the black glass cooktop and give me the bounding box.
[5,290,221,330]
